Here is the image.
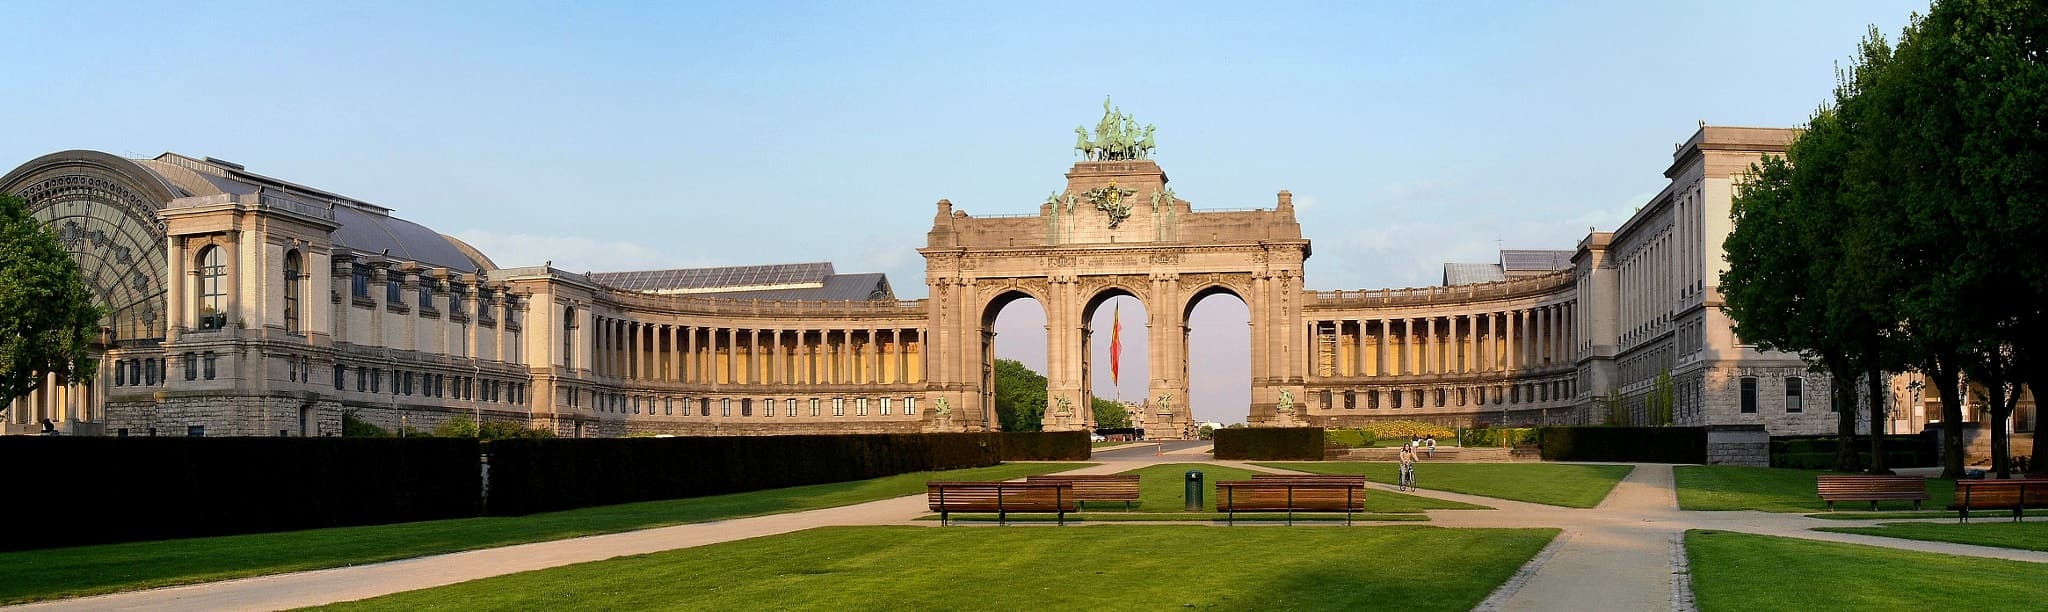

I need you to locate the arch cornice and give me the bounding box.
[1,150,184,206]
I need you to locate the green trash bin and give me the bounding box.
[1185,470,1204,512]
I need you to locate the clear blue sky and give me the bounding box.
[2,1,1928,423]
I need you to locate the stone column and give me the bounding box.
[1375,318,1389,377]
[630,322,642,380]
[1425,317,1438,375]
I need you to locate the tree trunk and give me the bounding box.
[1988,381,2011,479]
[1832,370,1861,472]
[2033,379,2048,476]
[1930,365,1967,480]
[1867,366,1890,475]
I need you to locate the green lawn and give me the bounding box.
[1257,462,1633,508]
[0,462,1088,605]
[1673,465,1953,512]
[1687,530,2048,610]
[317,525,1559,611]
[1820,521,2048,552]
[1112,462,1486,513]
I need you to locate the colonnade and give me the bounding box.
[1308,302,1576,378]
[4,370,99,429]
[584,316,924,386]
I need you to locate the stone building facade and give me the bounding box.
[4,123,2020,438]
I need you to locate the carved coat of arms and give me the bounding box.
[1085,181,1137,229]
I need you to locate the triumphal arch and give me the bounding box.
[921,102,1312,437]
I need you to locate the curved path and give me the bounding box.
[12,448,2044,612]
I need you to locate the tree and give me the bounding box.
[993,358,1047,432]
[0,193,103,416]
[1092,397,1131,429]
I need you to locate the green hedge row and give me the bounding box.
[1000,431,1090,461]
[1461,427,1538,448]
[1536,427,1706,463]
[1770,436,1935,468]
[1325,428,1379,449]
[1214,427,1324,460]
[0,437,480,552]
[485,433,1003,515]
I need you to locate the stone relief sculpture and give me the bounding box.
[1085,181,1137,229]
[1054,396,1074,414]
[1277,389,1294,413]
[1156,392,1172,413]
[1073,96,1156,161]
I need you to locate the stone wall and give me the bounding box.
[1705,424,1769,466]
[111,396,345,437]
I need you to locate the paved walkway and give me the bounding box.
[14,450,2048,611]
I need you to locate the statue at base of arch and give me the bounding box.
[1276,389,1294,413]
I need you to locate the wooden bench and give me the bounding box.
[927,481,1078,526]
[1215,480,1365,525]
[1025,475,1142,510]
[1949,477,2048,523]
[1815,475,1928,511]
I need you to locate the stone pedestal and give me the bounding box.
[1706,424,1768,466]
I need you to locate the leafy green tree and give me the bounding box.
[0,193,103,417]
[1651,370,1675,426]
[993,358,1047,432]
[433,416,480,438]
[1092,397,1131,429]
[342,409,389,437]
[1891,0,2048,477]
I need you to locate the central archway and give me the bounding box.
[919,158,1311,437]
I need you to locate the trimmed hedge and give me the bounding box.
[1536,427,1706,463]
[1770,436,1935,469]
[1000,431,1090,461]
[0,437,480,552]
[485,433,1003,515]
[1326,428,1379,449]
[1214,427,1324,460]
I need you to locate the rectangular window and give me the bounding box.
[665,398,673,416]
[904,397,916,415]
[1321,390,1333,411]
[1344,391,1355,410]
[721,398,731,417]
[788,399,798,417]
[741,399,753,417]
[1391,390,1402,409]
[130,360,142,386]
[418,283,434,309]
[810,398,822,417]
[857,398,868,416]
[387,277,404,304]
[1786,377,1804,413]
[1740,377,1758,413]
[187,425,205,437]
[183,353,198,381]
[833,398,846,417]
[880,397,892,416]
[351,265,370,298]
[115,361,125,386]
[334,364,345,390]
[1434,388,1445,407]
[1368,391,1380,409]
[701,398,711,416]
[358,366,368,392]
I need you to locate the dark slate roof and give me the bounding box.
[330,206,487,271]
[590,263,896,301]
[1500,249,1574,271]
[1442,263,1506,286]
[590,262,834,293]
[142,153,489,271]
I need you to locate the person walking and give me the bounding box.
[1398,442,1418,491]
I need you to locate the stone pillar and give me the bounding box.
[630,322,643,380]
[1425,317,1438,375]
[1376,321,1392,378]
